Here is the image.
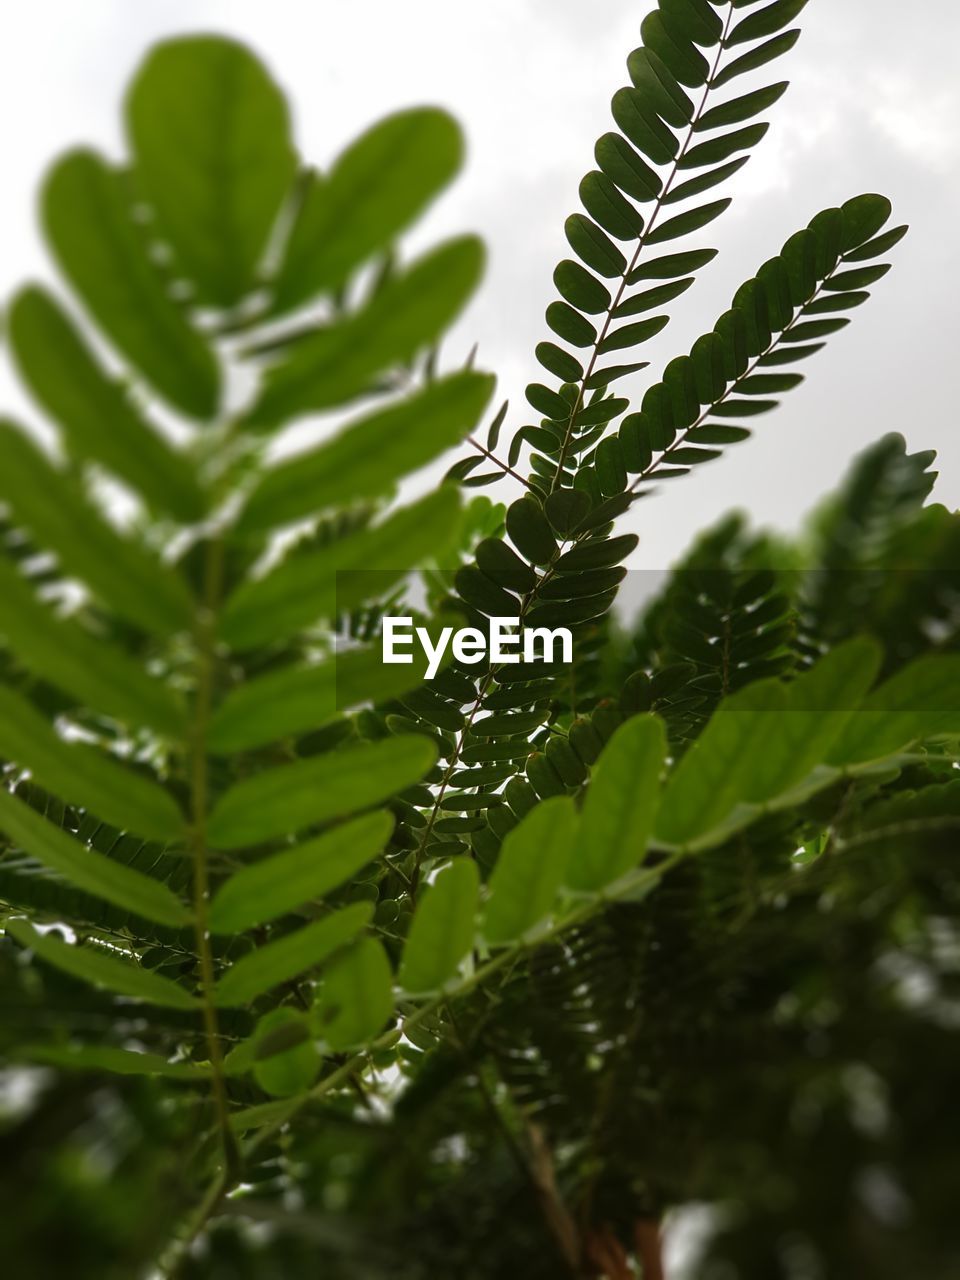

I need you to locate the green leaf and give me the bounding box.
[827,656,960,767]
[565,214,627,278]
[646,198,731,245]
[0,788,188,926]
[42,149,220,419]
[209,810,394,933]
[0,556,187,737]
[220,487,462,650]
[566,715,665,892]
[246,236,484,429]
[208,661,337,754]
[315,937,394,1050]
[627,47,694,129]
[640,12,710,88]
[613,277,694,318]
[0,687,184,842]
[207,737,435,850]
[4,918,198,1008]
[595,132,662,203]
[13,1043,208,1079]
[127,36,296,307]
[579,172,645,241]
[217,903,372,1006]
[483,797,578,944]
[399,859,479,993]
[546,301,598,347]
[238,372,494,534]
[661,0,723,47]
[735,637,883,803]
[711,29,801,89]
[662,157,749,206]
[0,421,194,639]
[597,315,669,354]
[629,248,718,281]
[554,260,612,314]
[727,0,810,47]
[272,108,464,315]
[251,1008,319,1097]
[506,497,558,566]
[696,81,789,131]
[840,193,893,252]
[8,287,206,523]
[678,123,768,170]
[537,342,585,383]
[611,89,679,167]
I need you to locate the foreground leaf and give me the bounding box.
[399,859,479,993]
[0,789,189,926]
[209,810,394,933]
[4,918,198,1008]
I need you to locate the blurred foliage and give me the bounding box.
[1,5,958,1279]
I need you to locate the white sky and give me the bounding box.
[0,0,957,569]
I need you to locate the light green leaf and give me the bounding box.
[42,149,219,419]
[0,788,188,926]
[484,797,579,945]
[0,421,194,639]
[0,687,184,842]
[207,738,434,850]
[8,287,206,522]
[655,679,787,847]
[245,236,484,430]
[737,637,883,802]
[567,715,665,892]
[4,918,198,1008]
[220,487,462,651]
[399,859,479,994]
[827,655,960,767]
[13,1043,208,1079]
[0,556,187,737]
[251,1008,319,1097]
[314,936,394,1051]
[208,661,338,755]
[272,107,464,314]
[216,903,372,1006]
[209,810,394,933]
[127,36,296,307]
[238,371,494,534]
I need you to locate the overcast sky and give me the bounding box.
[0,0,957,569]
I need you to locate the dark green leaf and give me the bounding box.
[679,123,769,170]
[728,0,810,47]
[646,198,731,244]
[711,29,800,89]
[595,133,662,206]
[565,214,627,278]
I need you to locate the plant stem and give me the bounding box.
[190,536,239,1177]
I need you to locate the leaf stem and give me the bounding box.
[189,536,239,1178]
